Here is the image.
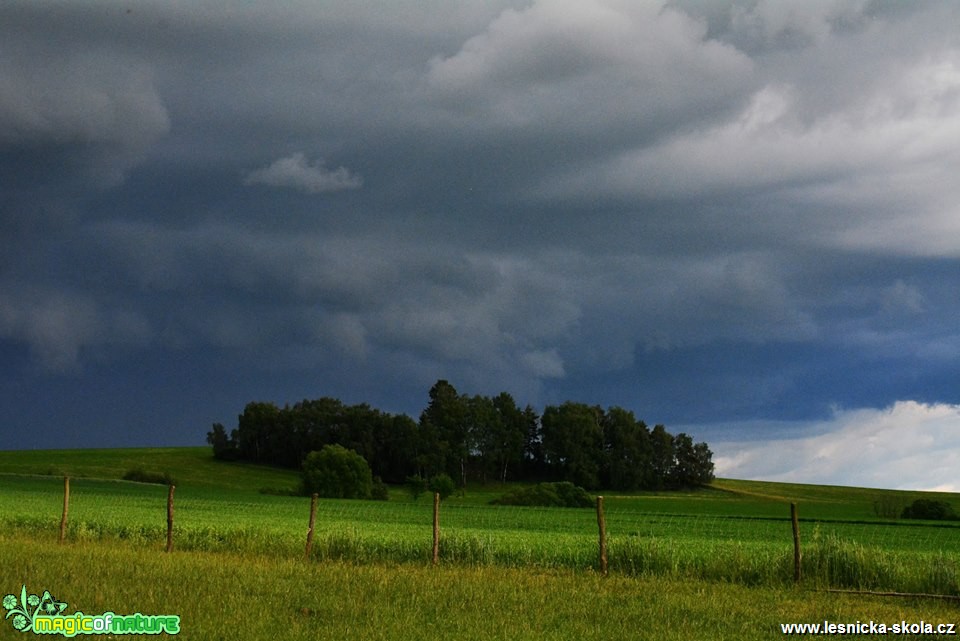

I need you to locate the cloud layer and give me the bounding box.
[0,0,957,475]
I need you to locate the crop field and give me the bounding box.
[4,448,960,639]
[2,447,960,597]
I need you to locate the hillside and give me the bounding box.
[0,446,297,492]
[1,446,957,521]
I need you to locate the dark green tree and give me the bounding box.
[429,473,457,500]
[600,407,652,490]
[464,393,499,482]
[405,474,427,501]
[301,444,373,499]
[541,402,603,489]
[902,499,956,520]
[667,433,714,488]
[370,413,419,484]
[489,392,528,482]
[292,397,346,456]
[692,441,715,485]
[419,380,469,486]
[206,422,239,460]
[209,381,714,493]
[650,424,675,490]
[521,404,545,478]
[235,401,282,463]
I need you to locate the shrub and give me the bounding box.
[872,496,903,519]
[301,445,373,499]
[428,473,456,500]
[371,477,390,501]
[901,499,956,521]
[258,487,299,496]
[405,474,427,501]
[122,468,176,485]
[491,482,594,508]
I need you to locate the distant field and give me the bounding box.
[0,446,296,491]
[2,447,959,594]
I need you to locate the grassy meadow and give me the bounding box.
[4,530,959,641]
[2,447,960,639]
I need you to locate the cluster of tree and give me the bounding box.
[491,482,595,508]
[207,380,714,490]
[901,499,956,521]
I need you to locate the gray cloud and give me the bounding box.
[0,43,169,185]
[1,0,959,463]
[0,285,150,372]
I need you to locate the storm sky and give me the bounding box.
[2,1,959,490]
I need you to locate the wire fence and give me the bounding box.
[3,474,960,594]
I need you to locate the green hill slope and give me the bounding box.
[1,446,957,522]
[0,446,298,492]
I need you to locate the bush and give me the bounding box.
[371,476,390,501]
[122,468,176,485]
[301,445,373,499]
[428,473,456,500]
[491,482,594,508]
[872,496,903,520]
[901,499,956,521]
[405,474,427,501]
[258,486,299,496]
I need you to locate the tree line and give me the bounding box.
[206,379,714,490]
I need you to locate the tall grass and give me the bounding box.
[2,531,957,641]
[802,530,960,595]
[8,514,958,595]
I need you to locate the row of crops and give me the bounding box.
[3,474,960,594]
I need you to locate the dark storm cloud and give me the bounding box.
[1,1,959,487]
[0,20,170,186]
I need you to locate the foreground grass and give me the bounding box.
[2,532,957,641]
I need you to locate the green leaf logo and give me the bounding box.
[3,585,68,633]
[39,591,67,616]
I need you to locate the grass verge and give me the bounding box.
[2,532,957,641]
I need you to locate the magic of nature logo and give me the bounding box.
[3,585,180,636]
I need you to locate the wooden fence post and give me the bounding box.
[59,476,70,544]
[432,492,440,566]
[166,485,176,553]
[791,502,801,582]
[305,493,318,560]
[597,495,608,576]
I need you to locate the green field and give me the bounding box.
[3,530,958,641]
[2,447,959,639]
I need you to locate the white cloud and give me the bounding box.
[536,44,960,258]
[425,0,751,134]
[713,401,960,491]
[244,152,362,194]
